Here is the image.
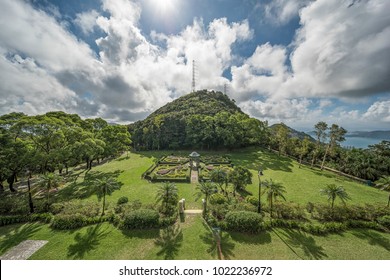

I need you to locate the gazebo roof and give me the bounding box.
[189,151,200,157]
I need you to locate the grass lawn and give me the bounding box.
[0,217,389,260]
[1,147,389,260]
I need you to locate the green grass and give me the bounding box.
[0,217,389,259]
[1,147,389,260]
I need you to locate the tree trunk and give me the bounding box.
[27,176,34,213]
[65,164,69,174]
[387,193,390,208]
[0,181,4,192]
[299,155,303,168]
[102,192,106,216]
[321,145,330,171]
[89,160,93,170]
[7,174,17,192]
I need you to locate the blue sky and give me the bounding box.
[0,0,389,131]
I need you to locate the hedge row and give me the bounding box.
[0,213,53,227]
[224,211,264,233]
[50,213,112,230]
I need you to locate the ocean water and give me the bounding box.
[341,137,383,149]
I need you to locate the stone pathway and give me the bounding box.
[0,240,48,260]
[190,170,199,184]
[184,209,203,215]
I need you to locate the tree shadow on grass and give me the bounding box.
[154,224,183,260]
[199,221,235,260]
[56,170,124,201]
[0,223,42,255]
[351,230,390,251]
[273,228,328,260]
[67,224,109,259]
[229,230,272,245]
[231,150,293,173]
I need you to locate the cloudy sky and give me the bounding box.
[0,0,389,131]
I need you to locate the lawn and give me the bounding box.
[0,216,389,260]
[1,147,389,260]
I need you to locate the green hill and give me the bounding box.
[129,90,268,150]
[270,123,315,142]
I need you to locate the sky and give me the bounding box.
[0,0,389,132]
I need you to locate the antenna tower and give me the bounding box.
[191,60,196,92]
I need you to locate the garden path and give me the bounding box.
[191,169,199,184]
[0,240,48,260]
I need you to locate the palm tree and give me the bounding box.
[375,176,390,207]
[94,177,120,215]
[210,168,227,194]
[320,184,350,208]
[156,182,179,216]
[262,179,286,218]
[38,173,61,209]
[194,181,217,216]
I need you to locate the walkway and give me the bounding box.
[190,169,199,184]
[184,209,203,215]
[0,240,48,260]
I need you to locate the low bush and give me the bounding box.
[210,203,229,220]
[0,194,30,215]
[377,215,390,229]
[117,196,129,205]
[0,213,53,227]
[51,213,106,230]
[245,196,259,207]
[209,193,228,205]
[229,201,257,212]
[225,211,264,233]
[50,201,100,217]
[273,202,306,220]
[121,209,159,229]
[159,213,178,227]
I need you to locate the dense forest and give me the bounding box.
[0,111,131,192]
[128,90,269,150]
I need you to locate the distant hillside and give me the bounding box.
[270,123,316,142]
[347,130,390,140]
[129,90,268,150]
[148,89,244,118]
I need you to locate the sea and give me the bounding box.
[341,137,383,149]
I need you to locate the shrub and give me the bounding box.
[245,196,259,207]
[209,203,229,220]
[209,193,228,205]
[0,194,29,215]
[225,211,264,233]
[273,202,306,220]
[51,213,88,230]
[117,196,129,205]
[0,214,53,227]
[229,202,257,212]
[377,215,390,229]
[121,209,159,229]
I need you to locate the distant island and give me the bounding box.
[347,131,390,140]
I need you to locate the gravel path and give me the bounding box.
[0,240,48,260]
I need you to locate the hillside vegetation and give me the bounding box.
[129,90,269,150]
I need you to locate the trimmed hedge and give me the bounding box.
[209,193,228,205]
[117,196,129,205]
[377,215,390,229]
[120,209,160,229]
[225,211,264,233]
[0,213,53,227]
[50,213,109,230]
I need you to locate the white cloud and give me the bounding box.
[74,9,99,35]
[363,100,390,122]
[264,0,311,25]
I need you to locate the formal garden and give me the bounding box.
[0,148,390,260]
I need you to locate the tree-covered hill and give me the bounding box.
[129,90,269,150]
[269,123,315,142]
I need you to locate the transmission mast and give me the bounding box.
[191,60,196,92]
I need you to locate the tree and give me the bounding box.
[262,179,286,218]
[94,177,120,215]
[275,123,289,156]
[375,176,390,207]
[38,173,62,209]
[296,137,312,168]
[320,124,347,170]
[311,121,328,167]
[156,182,179,216]
[210,168,227,194]
[194,181,217,216]
[320,184,350,208]
[228,166,252,196]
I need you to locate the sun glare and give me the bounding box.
[148,0,178,16]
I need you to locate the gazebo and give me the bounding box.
[189,151,200,170]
